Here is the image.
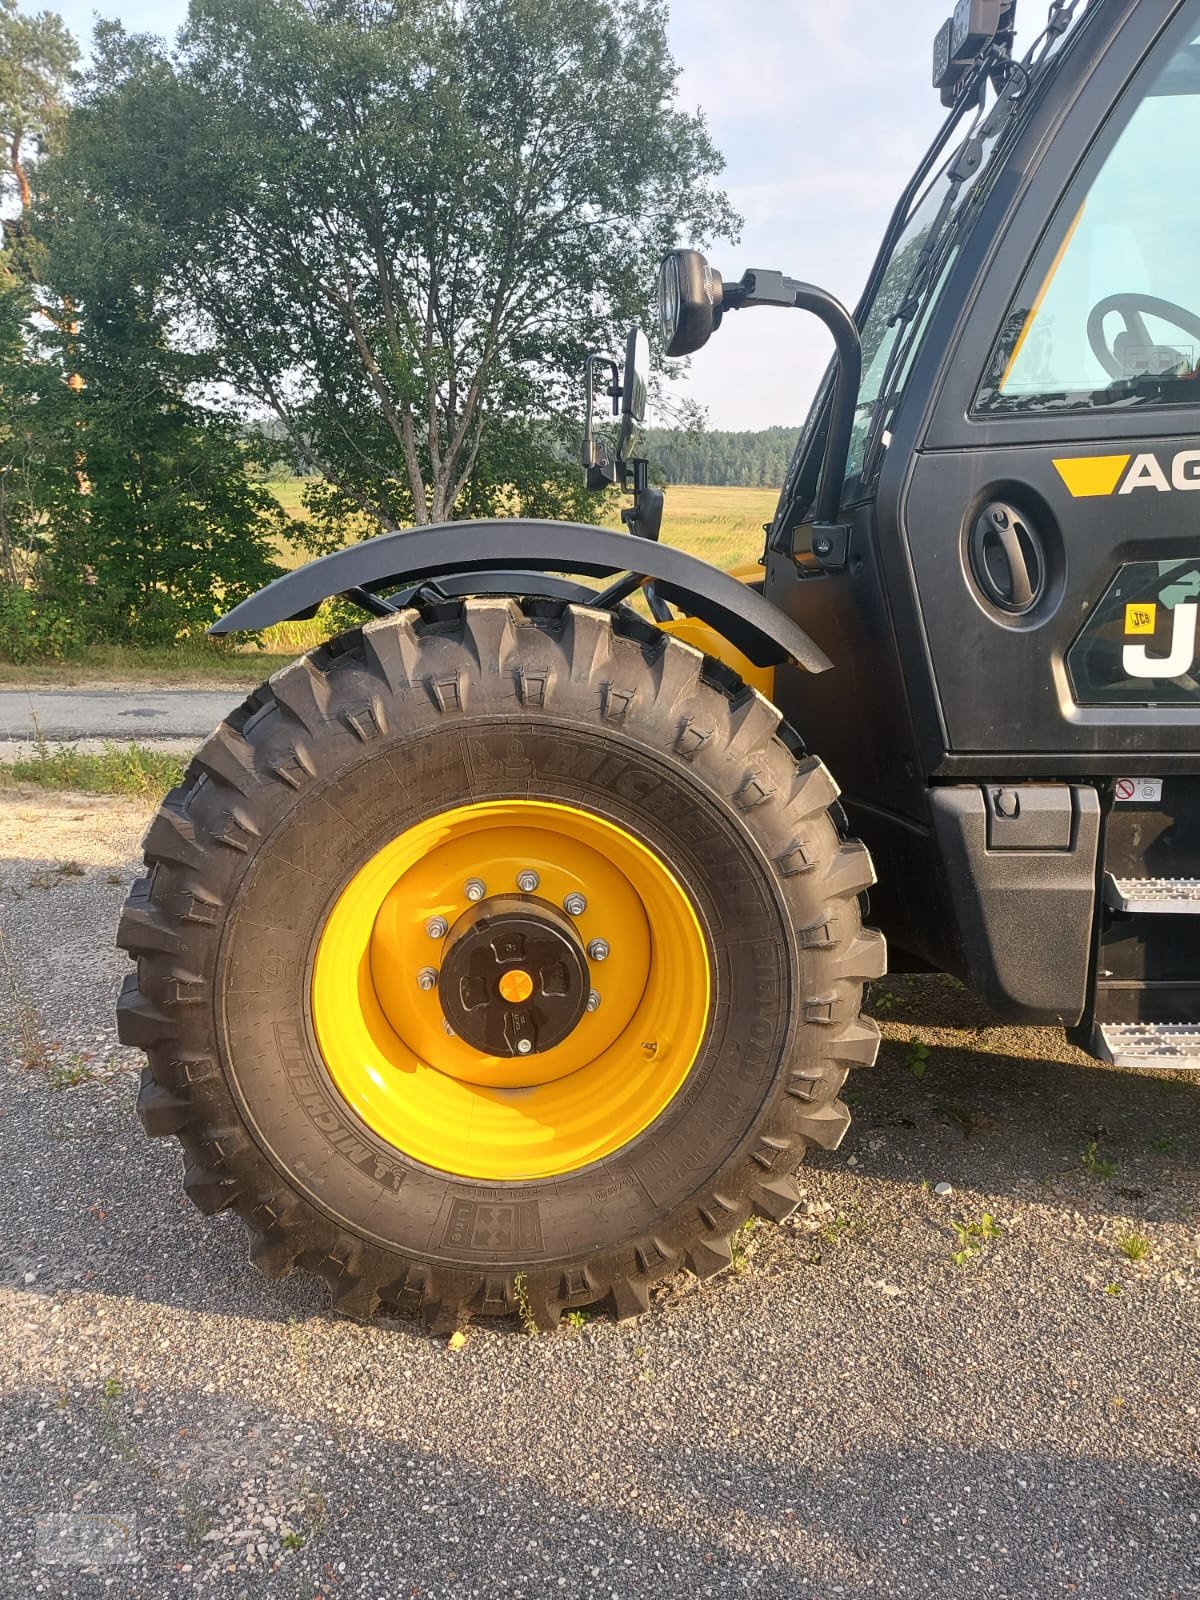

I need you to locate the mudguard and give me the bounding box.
[210,517,831,673]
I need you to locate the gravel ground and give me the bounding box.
[1,790,1198,1600]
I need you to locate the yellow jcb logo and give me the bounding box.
[1053,451,1200,496]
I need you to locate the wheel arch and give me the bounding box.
[210,517,831,674]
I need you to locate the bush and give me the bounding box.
[0,583,85,663]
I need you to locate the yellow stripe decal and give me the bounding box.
[1051,454,1131,497]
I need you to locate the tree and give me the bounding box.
[0,0,76,276]
[51,0,736,530]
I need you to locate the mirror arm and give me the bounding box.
[582,354,620,482]
[724,273,862,527]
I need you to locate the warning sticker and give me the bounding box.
[1114,777,1163,803]
[1124,602,1157,635]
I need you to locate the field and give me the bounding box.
[0,482,781,684]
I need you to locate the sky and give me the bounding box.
[49,0,966,431]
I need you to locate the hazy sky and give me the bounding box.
[50,0,970,430]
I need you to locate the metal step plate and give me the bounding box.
[1095,1022,1200,1070]
[1103,875,1200,914]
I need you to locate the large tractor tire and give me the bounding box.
[117,598,883,1329]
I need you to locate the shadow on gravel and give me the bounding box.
[3,1372,1198,1599]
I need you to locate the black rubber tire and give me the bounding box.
[117,598,884,1330]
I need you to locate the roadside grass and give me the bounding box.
[0,483,776,685]
[0,640,297,687]
[0,739,186,796]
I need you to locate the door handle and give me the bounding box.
[969,502,1045,615]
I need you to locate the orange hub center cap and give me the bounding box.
[498,968,534,1004]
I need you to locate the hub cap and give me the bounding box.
[310,800,711,1180]
[438,895,590,1056]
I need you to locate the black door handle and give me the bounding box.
[969,502,1044,615]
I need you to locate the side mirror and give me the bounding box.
[622,326,649,424]
[615,326,649,459]
[657,249,725,358]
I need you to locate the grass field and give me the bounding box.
[0,481,780,685]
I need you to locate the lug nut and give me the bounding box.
[516,869,540,893]
[563,892,587,917]
[587,938,610,962]
[465,878,487,902]
[516,1039,533,1055]
[417,967,438,992]
[443,1019,455,1036]
[426,916,448,939]
[586,989,601,1013]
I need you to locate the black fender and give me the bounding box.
[211,518,830,673]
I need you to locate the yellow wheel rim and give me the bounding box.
[310,801,711,1180]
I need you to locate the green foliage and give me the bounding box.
[642,425,798,488]
[0,0,77,281]
[904,1038,929,1079]
[0,579,82,661]
[949,1212,1002,1266]
[0,737,186,795]
[1116,1231,1151,1262]
[53,0,736,531]
[45,393,286,645]
[1081,1139,1117,1180]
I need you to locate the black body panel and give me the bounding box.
[765,0,1199,1018]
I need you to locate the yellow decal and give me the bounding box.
[1124,602,1157,636]
[1052,455,1131,497]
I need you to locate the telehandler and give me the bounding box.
[118,0,1200,1328]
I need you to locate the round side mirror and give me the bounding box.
[657,249,724,358]
[622,326,649,425]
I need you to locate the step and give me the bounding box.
[1103,874,1200,914]
[1095,1022,1200,1070]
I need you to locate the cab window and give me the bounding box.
[976,6,1200,414]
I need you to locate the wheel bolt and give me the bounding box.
[426,916,448,939]
[516,869,540,893]
[586,989,601,1012]
[465,878,487,902]
[563,892,587,917]
[417,967,438,991]
[516,1039,533,1055]
[443,1019,455,1036]
[587,938,610,962]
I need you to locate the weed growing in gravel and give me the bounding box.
[563,1310,588,1330]
[1104,1282,1123,1296]
[937,1101,984,1139]
[871,988,898,1016]
[1116,1231,1151,1262]
[950,1212,1002,1266]
[1081,1139,1118,1180]
[0,737,185,797]
[281,1532,305,1551]
[47,1056,95,1089]
[512,1272,539,1335]
[904,1039,929,1079]
[1151,1135,1179,1155]
[180,1500,211,1549]
[0,927,55,1074]
[730,1218,759,1274]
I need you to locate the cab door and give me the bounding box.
[901,0,1200,765]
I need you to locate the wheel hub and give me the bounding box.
[438,896,590,1056]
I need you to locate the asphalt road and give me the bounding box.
[0,688,242,744]
[1,792,1198,1600]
